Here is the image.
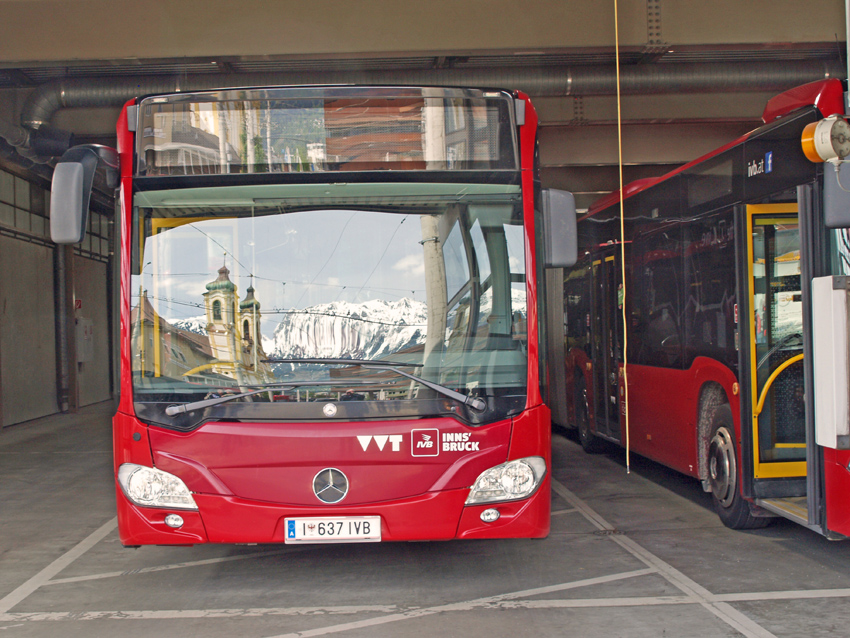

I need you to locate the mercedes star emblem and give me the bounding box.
[313,468,349,504]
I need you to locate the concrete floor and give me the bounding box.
[1,402,849,638]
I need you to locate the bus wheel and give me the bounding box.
[576,374,605,453]
[707,405,770,529]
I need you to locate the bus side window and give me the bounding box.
[683,211,737,368]
[634,225,683,368]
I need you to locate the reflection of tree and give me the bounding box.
[253,136,268,172]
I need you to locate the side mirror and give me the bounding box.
[50,145,119,244]
[541,188,578,268]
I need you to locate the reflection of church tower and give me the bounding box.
[203,265,271,385]
[239,284,270,370]
[240,285,260,344]
[204,265,239,379]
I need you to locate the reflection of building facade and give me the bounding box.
[132,266,273,388]
[141,102,246,175]
[132,296,227,385]
[203,265,273,386]
[323,97,493,170]
[324,98,427,169]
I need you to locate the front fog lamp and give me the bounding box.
[480,508,501,523]
[117,463,198,510]
[465,457,547,505]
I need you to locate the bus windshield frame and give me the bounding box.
[136,86,519,176]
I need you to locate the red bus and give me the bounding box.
[49,86,577,545]
[549,79,850,539]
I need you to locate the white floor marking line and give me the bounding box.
[0,606,398,622]
[0,568,655,626]
[5,587,850,625]
[45,546,316,585]
[0,517,117,615]
[263,569,659,638]
[714,589,850,602]
[550,479,778,638]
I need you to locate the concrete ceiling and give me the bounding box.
[0,0,847,208]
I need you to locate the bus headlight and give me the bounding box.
[117,463,198,510]
[465,457,547,505]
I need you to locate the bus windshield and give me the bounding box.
[130,182,528,427]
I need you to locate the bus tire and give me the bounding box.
[576,374,605,454]
[707,405,770,530]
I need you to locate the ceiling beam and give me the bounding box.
[0,1,844,64]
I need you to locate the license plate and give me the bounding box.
[284,516,381,543]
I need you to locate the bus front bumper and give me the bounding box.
[115,479,550,546]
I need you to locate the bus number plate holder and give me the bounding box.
[284,516,381,543]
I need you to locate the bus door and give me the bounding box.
[590,253,622,440]
[745,204,807,507]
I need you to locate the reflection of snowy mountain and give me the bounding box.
[171,314,276,353]
[167,289,526,369]
[271,298,427,362]
[171,316,207,336]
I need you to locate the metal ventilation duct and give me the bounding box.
[20,60,844,130]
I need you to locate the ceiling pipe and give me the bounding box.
[20,59,844,131]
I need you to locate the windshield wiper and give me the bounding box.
[264,357,422,368]
[165,383,295,416]
[164,379,361,416]
[264,357,487,411]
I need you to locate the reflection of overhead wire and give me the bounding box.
[248,273,424,296]
[139,273,424,298]
[293,211,358,308]
[190,224,253,277]
[351,216,408,302]
[142,272,218,277]
[137,296,205,311]
[274,309,425,327]
[141,294,426,327]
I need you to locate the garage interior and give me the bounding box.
[1,0,847,426]
[2,2,850,637]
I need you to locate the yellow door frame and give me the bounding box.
[745,203,806,479]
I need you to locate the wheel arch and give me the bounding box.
[692,358,740,485]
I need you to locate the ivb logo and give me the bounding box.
[747,151,774,177]
[411,429,440,457]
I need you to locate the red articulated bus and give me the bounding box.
[49,86,577,545]
[548,79,850,539]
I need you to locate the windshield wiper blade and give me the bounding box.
[264,357,486,411]
[263,357,422,368]
[163,378,392,416]
[165,383,294,416]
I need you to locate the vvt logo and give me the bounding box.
[411,429,440,457]
[357,434,403,452]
